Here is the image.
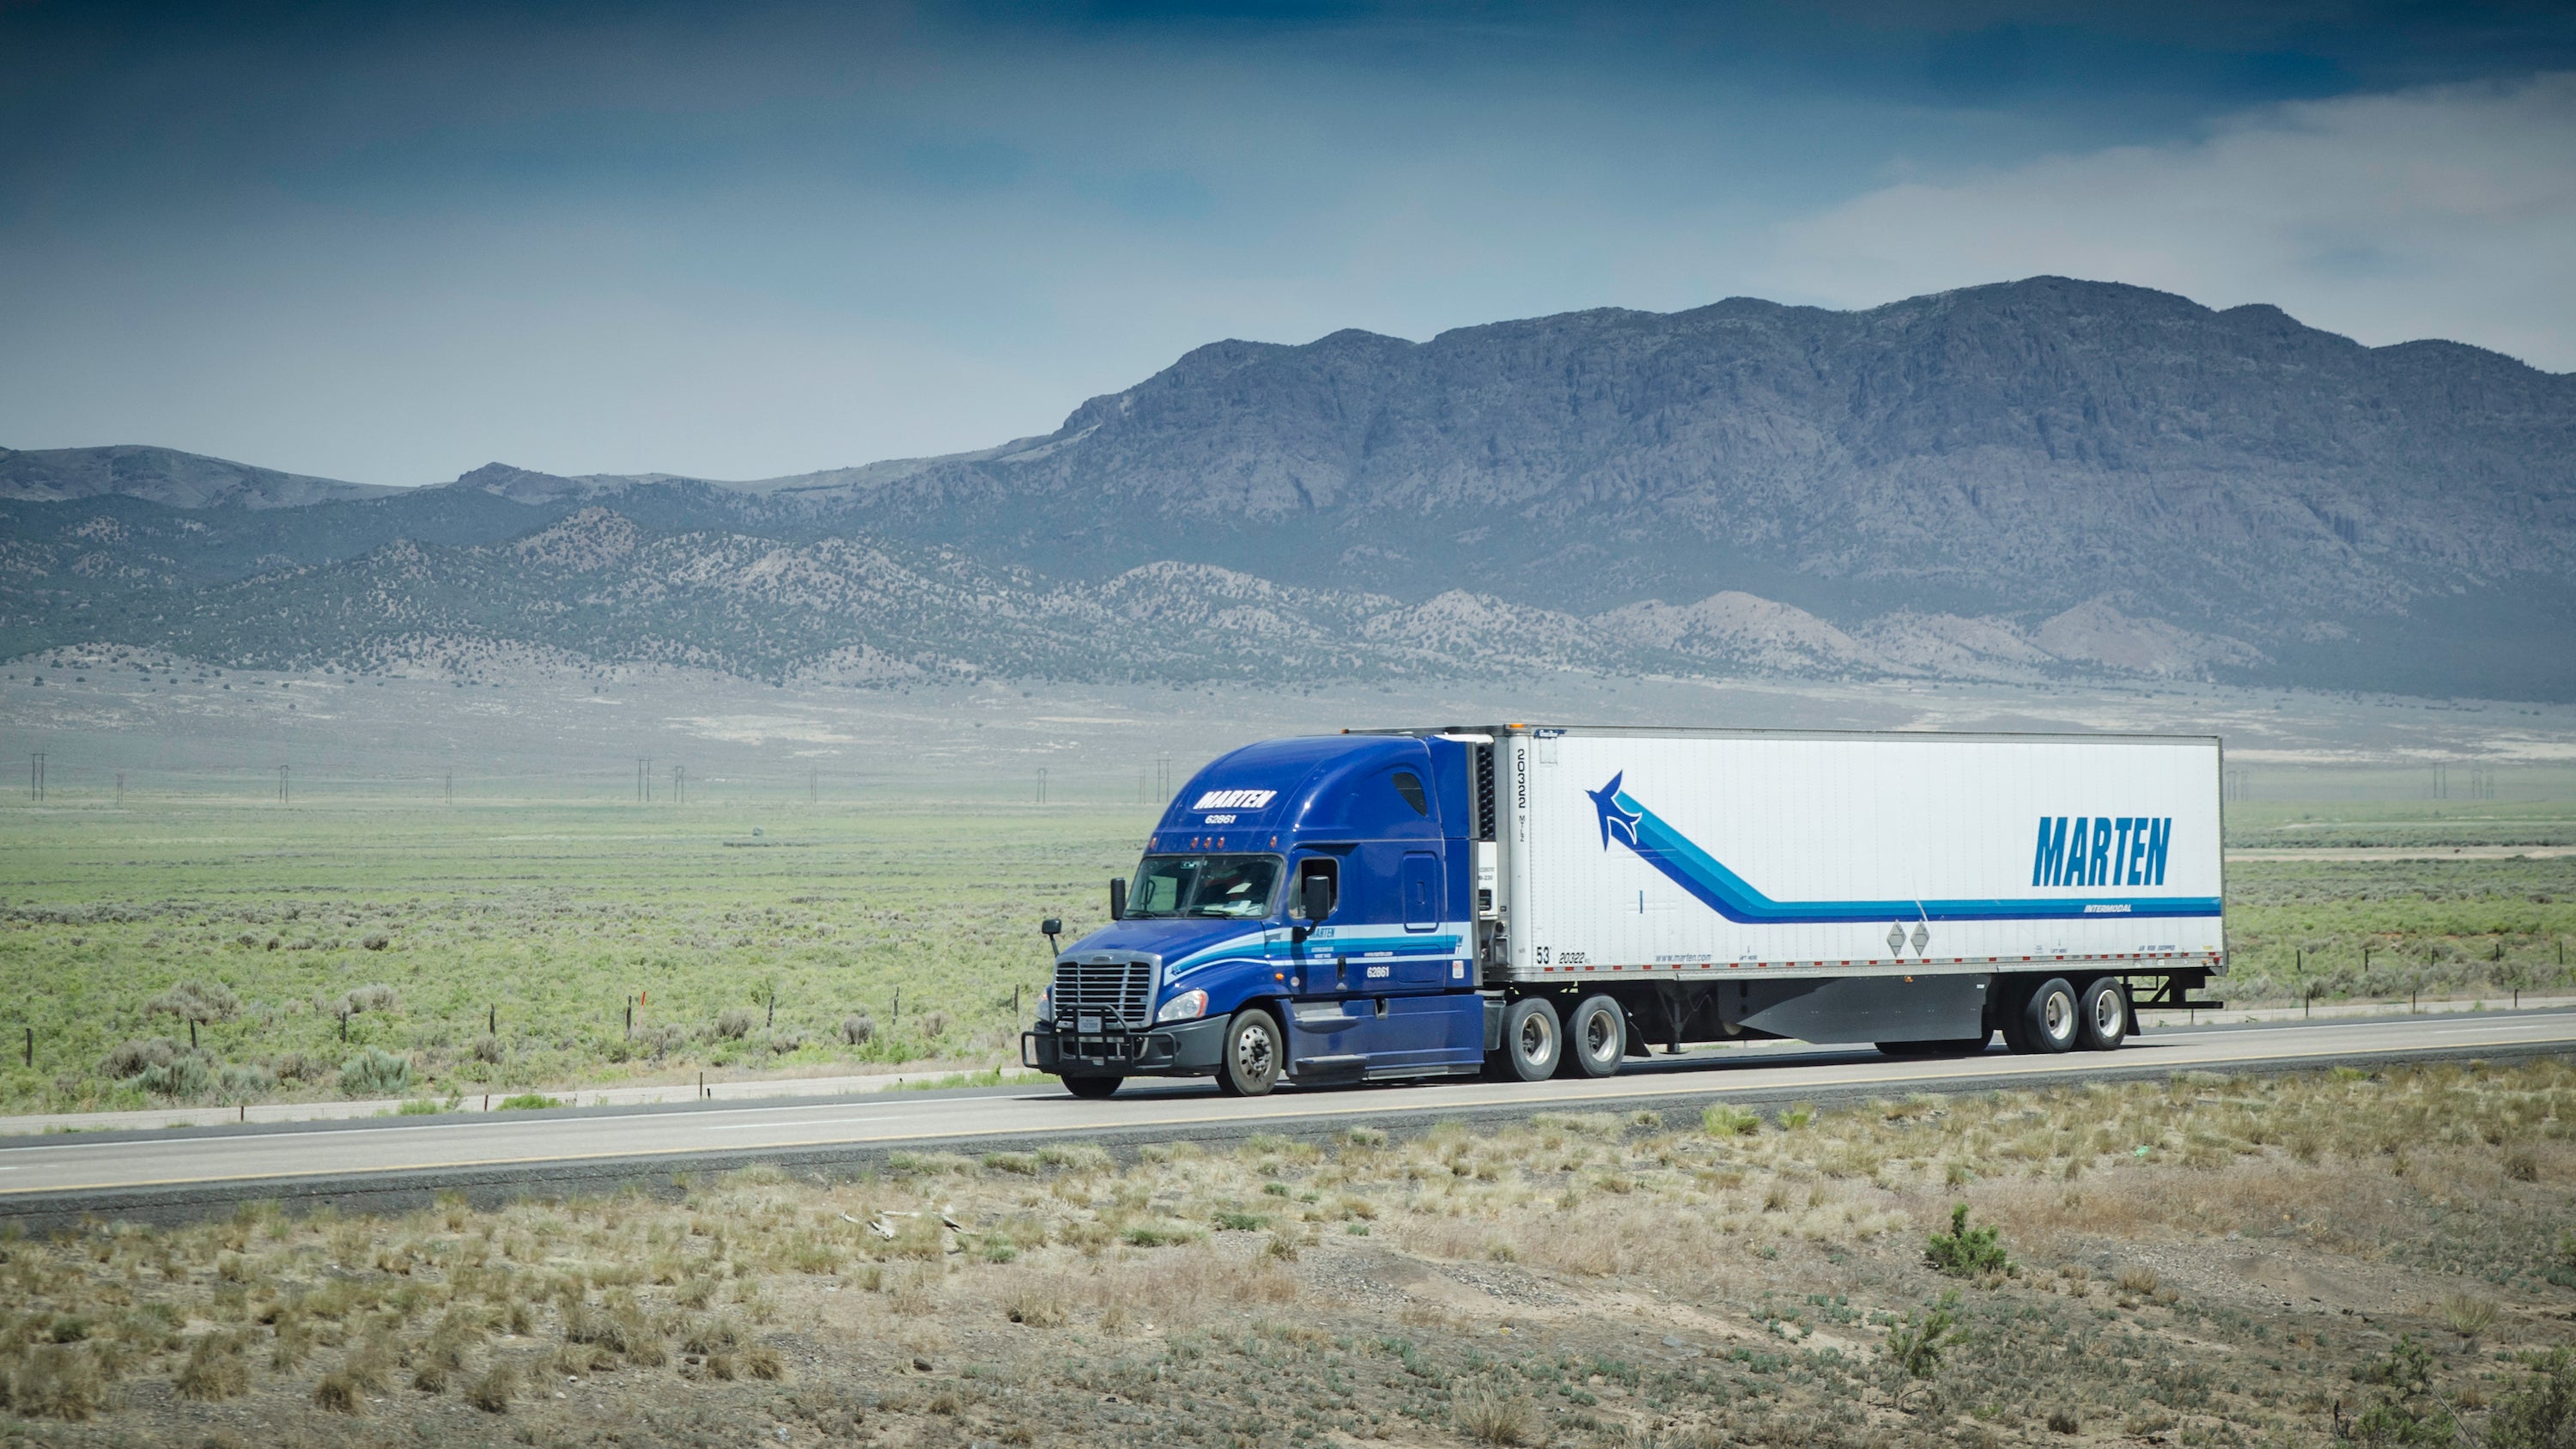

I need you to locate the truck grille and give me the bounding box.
[1054,958,1154,1031]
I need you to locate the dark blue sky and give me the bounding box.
[4,1,2570,484]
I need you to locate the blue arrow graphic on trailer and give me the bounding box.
[1587,774,2219,925]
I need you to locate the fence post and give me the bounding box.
[22,1026,29,1068]
[626,997,634,1038]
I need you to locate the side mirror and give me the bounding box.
[1108,878,1127,921]
[1040,917,1062,956]
[1301,876,1333,927]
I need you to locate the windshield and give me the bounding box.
[1126,855,1283,920]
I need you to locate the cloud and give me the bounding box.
[1761,72,2576,370]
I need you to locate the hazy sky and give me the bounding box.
[4,1,2572,485]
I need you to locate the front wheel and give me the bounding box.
[2077,977,2129,1050]
[1496,997,1561,1081]
[1063,1075,1121,1099]
[1214,1009,1283,1097]
[1561,995,1625,1078]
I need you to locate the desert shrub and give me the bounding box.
[313,1370,362,1414]
[361,933,390,951]
[919,1010,952,1038]
[218,1062,276,1097]
[341,983,400,1014]
[2117,1266,2161,1295]
[470,1033,506,1064]
[338,1046,413,1098]
[99,1037,180,1078]
[1886,1293,1959,1379]
[145,980,240,1024]
[2490,1349,2576,1449]
[1455,1392,1536,1446]
[742,1342,784,1380]
[467,1361,517,1413]
[175,1332,250,1400]
[496,1093,562,1111]
[840,1013,876,1045]
[271,1051,325,1082]
[637,1024,684,1057]
[714,1008,756,1040]
[1926,1203,2008,1277]
[1703,1105,1761,1136]
[763,1027,811,1055]
[131,1054,218,1099]
[2442,1294,2499,1338]
[8,1342,110,1420]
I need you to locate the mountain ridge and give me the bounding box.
[5,277,2572,697]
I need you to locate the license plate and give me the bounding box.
[1078,1014,1102,1033]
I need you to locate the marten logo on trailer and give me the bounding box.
[1191,789,1276,811]
[2031,816,2173,887]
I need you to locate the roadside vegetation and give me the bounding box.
[0,799,1141,1117]
[2,796,2572,1117]
[3,1058,2575,1445]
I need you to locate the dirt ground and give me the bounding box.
[5,1058,2575,1448]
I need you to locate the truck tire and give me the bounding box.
[2016,977,2081,1054]
[2077,977,2129,1050]
[1562,995,1625,1078]
[1064,1075,1121,1099]
[1214,1009,1283,1097]
[1498,997,1561,1081]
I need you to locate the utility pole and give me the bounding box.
[1036,768,1048,807]
[28,752,43,802]
[277,764,289,806]
[672,764,684,805]
[445,769,453,806]
[809,768,817,807]
[637,757,651,803]
[114,771,124,807]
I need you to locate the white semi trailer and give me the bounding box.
[1029,725,2226,1095]
[1481,727,2224,1069]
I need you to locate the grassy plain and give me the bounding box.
[4,793,2576,1115]
[4,1059,2576,1446]
[0,798,1146,1115]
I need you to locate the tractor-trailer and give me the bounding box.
[1024,726,2224,1097]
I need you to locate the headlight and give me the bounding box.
[1155,989,1208,1023]
[1037,987,1051,1018]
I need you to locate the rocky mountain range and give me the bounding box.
[5,277,2572,697]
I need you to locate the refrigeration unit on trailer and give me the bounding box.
[1024,726,2224,1097]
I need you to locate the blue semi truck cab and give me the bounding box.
[1023,730,1498,1097]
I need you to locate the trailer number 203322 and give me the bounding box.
[1532,947,1587,965]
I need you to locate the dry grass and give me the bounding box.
[3,1057,2575,1445]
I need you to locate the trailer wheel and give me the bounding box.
[1214,1009,1283,1097]
[1063,1075,1121,1099]
[2017,977,2081,1054]
[1498,997,1561,1081]
[1562,995,1625,1078]
[2077,977,2129,1050]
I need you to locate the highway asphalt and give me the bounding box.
[5,1008,2571,1229]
